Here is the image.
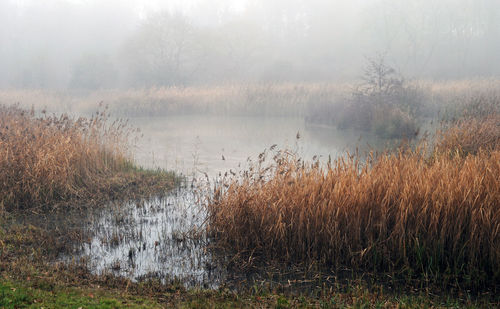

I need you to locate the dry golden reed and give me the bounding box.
[207,111,500,286]
[0,105,132,211]
[1,79,499,118]
[435,96,500,156]
[0,82,358,117]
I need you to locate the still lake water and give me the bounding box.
[76,115,393,287]
[129,115,390,177]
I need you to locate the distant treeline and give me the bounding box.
[0,0,499,89]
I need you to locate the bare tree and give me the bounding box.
[122,12,201,86]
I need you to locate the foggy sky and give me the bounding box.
[1,0,499,89]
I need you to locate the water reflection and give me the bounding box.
[78,188,224,288]
[129,115,391,177]
[75,115,396,288]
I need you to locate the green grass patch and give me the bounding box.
[0,280,162,308]
[1,278,496,308]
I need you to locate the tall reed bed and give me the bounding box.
[1,80,498,119]
[207,106,500,287]
[0,83,353,117]
[430,94,499,158]
[0,105,135,211]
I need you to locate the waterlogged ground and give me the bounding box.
[73,188,225,288]
[71,115,395,288]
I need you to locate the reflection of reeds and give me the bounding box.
[0,104,132,211]
[207,109,500,288]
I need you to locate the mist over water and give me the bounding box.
[129,115,390,177]
[2,0,499,291]
[69,114,397,287]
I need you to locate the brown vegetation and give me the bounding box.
[207,102,500,288]
[0,83,347,117]
[0,104,176,212]
[435,96,500,156]
[1,79,499,122]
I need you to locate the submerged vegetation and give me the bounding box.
[207,97,500,290]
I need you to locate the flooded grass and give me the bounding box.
[72,188,224,289]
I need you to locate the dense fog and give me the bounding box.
[1,0,499,89]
